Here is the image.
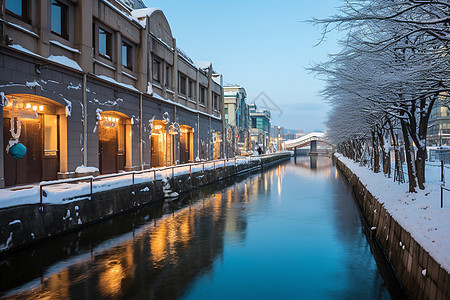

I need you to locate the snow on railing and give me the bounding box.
[38,153,288,211]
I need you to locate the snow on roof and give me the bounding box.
[195,61,212,70]
[130,7,161,28]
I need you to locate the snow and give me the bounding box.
[336,154,450,273]
[93,74,139,93]
[49,40,81,54]
[47,55,82,71]
[75,166,99,173]
[131,8,161,28]
[1,19,39,38]
[8,220,21,226]
[0,155,274,209]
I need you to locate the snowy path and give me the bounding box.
[336,154,450,273]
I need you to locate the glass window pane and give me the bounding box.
[44,115,58,156]
[6,0,22,16]
[122,43,128,67]
[51,1,62,35]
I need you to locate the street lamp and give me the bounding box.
[277,126,281,152]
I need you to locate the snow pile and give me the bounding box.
[75,166,99,173]
[162,178,179,200]
[336,154,450,273]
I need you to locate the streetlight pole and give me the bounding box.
[277,126,281,152]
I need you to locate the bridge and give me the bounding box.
[282,132,333,155]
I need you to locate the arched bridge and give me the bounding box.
[282,132,333,153]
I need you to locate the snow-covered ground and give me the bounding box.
[0,156,266,210]
[336,153,450,273]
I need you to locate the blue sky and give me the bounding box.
[142,0,343,132]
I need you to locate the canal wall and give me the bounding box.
[0,153,291,254]
[334,156,450,300]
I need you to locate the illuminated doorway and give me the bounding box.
[180,125,193,164]
[3,94,66,186]
[151,120,167,167]
[213,131,222,160]
[98,112,130,174]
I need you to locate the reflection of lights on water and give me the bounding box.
[98,260,125,297]
[335,169,338,179]
[325,169,331,178]
[244,184,248,202]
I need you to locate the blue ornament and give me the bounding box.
[9,143,27,159]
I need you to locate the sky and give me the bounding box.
[142,0,343,132]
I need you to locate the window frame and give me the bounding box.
[98,26,113,60]
[121,40,133,70]
[199,85,206,104]
[178,72,187,96]
[165,64,172,89]
[5,0,29,22]
[51,0,69,39]
[152,56,162,83]
[188,78,195,99]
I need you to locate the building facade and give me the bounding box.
[223,85,250,156]
[428,101,450,146]
[248,103,270,152]
[0,0,224,188]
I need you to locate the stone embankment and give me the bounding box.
[335,156,449,300]
[0,153,291,254]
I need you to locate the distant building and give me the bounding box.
[428,101,450,146]
[249,103,270,151]
[223,85,250,156]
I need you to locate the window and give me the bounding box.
[225,107,228,122]
[188,79,195,99]
[5,0,27,20]
[212,92,219,110]
[98,27,112,60]
[51,0,68,38]
[178,73,186,96]
[152,57,161,83]
[252,118,256,128]
[44,115,58,157]
[199,85,206,104]
[122,41,132,69]
[165,64,172,89]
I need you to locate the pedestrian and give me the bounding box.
[257,146,262,155]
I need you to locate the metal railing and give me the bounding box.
[38,153,289,211]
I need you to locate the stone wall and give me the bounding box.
[335,156,450,300]
[0,153,291,254]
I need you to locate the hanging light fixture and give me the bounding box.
[169,122,180,135]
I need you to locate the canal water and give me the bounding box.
[0,156,394,299]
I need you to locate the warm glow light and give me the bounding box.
[38,105,44,111]
[32,105,37,111]
[25,103,31,109]
[108,117,112,122]
[154,125,162,130]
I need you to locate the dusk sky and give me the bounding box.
[143,0,343,132]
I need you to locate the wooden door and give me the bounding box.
[42,114,59,181]
[99,125,117,174]
[3,116,43,186]
[180,132,188,164]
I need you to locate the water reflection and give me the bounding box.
[1,157,395,299]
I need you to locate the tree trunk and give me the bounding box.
[372,131,379,173]
[401,120,417,193]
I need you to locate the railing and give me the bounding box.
[38,153,288,211]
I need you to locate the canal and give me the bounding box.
[0,156,395,299]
